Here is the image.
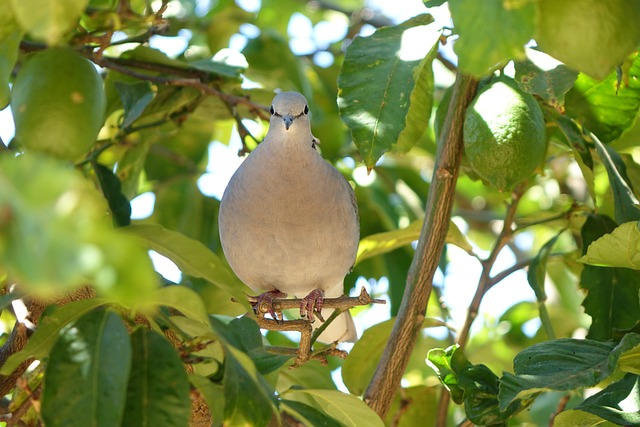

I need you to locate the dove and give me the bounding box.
[218,91,359,343]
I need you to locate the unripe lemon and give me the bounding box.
[463,77,546,192]
[11,48,106,161]
[536,0,640,80]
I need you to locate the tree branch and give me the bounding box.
[363,73,478,419]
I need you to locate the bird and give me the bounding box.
[218,91,359,343]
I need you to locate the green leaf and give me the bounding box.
[343,317,446,395]
[592,137,640,224]
[498,333,640,410]
[149,285,210,325]
[356,220,473,265]
[579,221,640,269]
[565,53,640,143]
[210,316,290,375]
[423,0,446,7]
[619,342,640,375]
[122,328,191,427]
[0,298,110,375]
[222,345,278,427]
[386,386,438,427]
[337,14,436,169]
[579,214,640,340]
[0,6,21,109]
[123,223,250,309]
[426,345,466,404]
[527,230,564,301]
[395,31,440,152]
[114,81,155,129]
[553,409,612,427]
[10,0,88,45]
[514,60,577,113]
[554,115,595,200]
[285,389,385,427]
[41,309,131,427]
[281,399,343,427]
[573,373,640,426]
[93,163,131,227]
[449,0,535,77]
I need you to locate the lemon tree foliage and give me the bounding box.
[1,0,640,426]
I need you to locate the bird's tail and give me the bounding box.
[314,308,357,343]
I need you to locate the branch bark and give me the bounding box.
[363,73,478,418]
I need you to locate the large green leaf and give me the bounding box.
[41,309,131,427]
[124,223,250,308]
[122,328,191,427]
[498,333,640,410]
[10,0,88,45]
[285,389,385,427]
[337,13,436,169]
[579,221,640,269]
[0,298,110,375]
[281,399,343,427]
[573,373,640,426]
[148,285,210,325]
[579,214,640,340]
[449,0,535,77]
[565,54,640,143]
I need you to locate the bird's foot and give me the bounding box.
[252,290,287,321]
[300,289,325,323]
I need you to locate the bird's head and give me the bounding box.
[269,91,311,132]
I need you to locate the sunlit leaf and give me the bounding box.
[338,14,436,168]
[579,221,640,269]
[148,285,210,325]
[285,389,385,427]
[281,399,343,427]
[449,0,535,77]
[573,373,640,426]
[10,0,88,45]
[0,6,21,109]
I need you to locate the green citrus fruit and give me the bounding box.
[463,77,546,192]
[536,0,640,80]
[11,48,106,161]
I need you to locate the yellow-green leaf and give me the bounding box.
[578,221,640,269]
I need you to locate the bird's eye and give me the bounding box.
[303,104,309,115]
[269,105,275,115]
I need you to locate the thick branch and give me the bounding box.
[363,73,478,418]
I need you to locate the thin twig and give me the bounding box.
[549,394,571,426]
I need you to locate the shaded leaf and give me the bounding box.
[0,16,21,109]
[579,214,640,340]
[573,373,640,426]
[210,316,290,375]
[498,333,640,410]
[385,385,438,427]
[592,136,640,224]
[123,224,250,309]
[449,0,535,77]
[0,298,110,375]
[565,53,640,143]
[114,81,155,129]
[554,115,595,200]
[41,309,131,427]
[222,345,278,427]
[93,163,131,227]
[285,389,385,427]
[188,375,225,426]
[527,230,564,301]
[122,328,191,427]
[579,221,640,269]
[10,0,88,45]
[337,14,436,168]
[514,60,577,113]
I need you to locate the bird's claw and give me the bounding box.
[252,290,287,322]
[300,289,325,323]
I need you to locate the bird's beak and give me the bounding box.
[283,115,294,130]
